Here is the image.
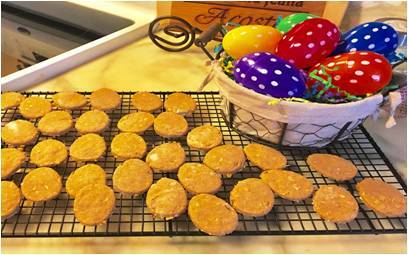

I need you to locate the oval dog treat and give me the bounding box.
[30,139,68,167]
[177,163,222,194]
[65,164,106,198]
[1,181,21,219]
[75,110,110,134]
[313,185,359,223]
[74,184,115,226]
[38,111,73,136]
[2,92,25,110]
[131,92,162,112]
[164,92,196,116]
[244,143,287,170]
[113,159,153,195]
[19,97,51,119]
[2,148,25,180]
[154,111,188,138]
[69,134,106,162]
[188,194,238,236]
[230,178,274,217]
[187,125,222,151]
[203,145,246,176]
[2,120,38,146]
[146,142,185,172]
[21,167,62,202]
[53,92,87,110]
[146,178,187,219]
[90,88,121,111]
[356,178,406,217]
[260,169,314,201]
[117,112,154,134]
[307,154,357,181]
[111,133,147,160]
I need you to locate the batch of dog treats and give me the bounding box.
[1,88,406,236]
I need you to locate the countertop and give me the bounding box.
[2,1,407,254]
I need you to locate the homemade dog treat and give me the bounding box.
[73,184,115,226]
[117,112,154,134]
[2,120,38,146]
[69,134,106,162]
[187,124,222,151]
[203,144,246,176]
[307,153,357,181]
[113,159,153,195]
[153,111,188,138]
[1,181,21,219]
[313,185,359,223]
[53,92,87,110]
[146,142,185,172]
[75,110,110,134]
[244,143,287,170]
[19,97,51,119]
[1,148,25,180]
[1,92,25,110]
[131,92,162,112]
[188,194,238,236]
[356,178,406,217]
[164,92,196,116]
[230,178,274,217]
[177,163,222,194]
[30,139,68,167]
[21,167,62,202]
[146,178,187,219]
[65,164,106,198]
[38,111,73,137]
[110,132,147,159]
[90,88,121,111]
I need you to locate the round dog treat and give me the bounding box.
[203,145,246,176]
[90,88,121,111]
[73,184,115,226]
[19,97,51,119]
[1,181,21,219]
[21,167,62,202]
[356,178,406,217]
[38,111,73,136]
[69,134,106,162]
[110,133,147,159]
[131,92,162,112]
[313,185,358,223]
[2,92,25,110]
[244,143,287,170]
[146,178,187,219]
[75,110,110,134]
[260,169,314,201]
[117,112,154,134]
[188,194,238,236]
[113,159,153,195]
[53,92,87,110]
[154,111,188,138]
[2,148,25,179]
[177,163,222,194]
[187,125,222,151]
[164,92,196,116]
[230,178,274,217]
[2,120,38,146]
[307,154,357,181]
[30,139,67,167]
[146,142,185,172]
[65,164,106,198]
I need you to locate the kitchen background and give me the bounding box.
[1,0,407,253]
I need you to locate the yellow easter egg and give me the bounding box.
[222,25,282,59]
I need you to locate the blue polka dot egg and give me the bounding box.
[333,22,399,56]
[233,52,306,98]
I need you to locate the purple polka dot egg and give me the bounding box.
[233,52,307,98]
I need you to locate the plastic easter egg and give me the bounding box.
[308,51,392,96]
[222,25,282,59]
[234,52,306,98]
[332,22,399,56]
[276,13,318,34]
[276,18,341,69]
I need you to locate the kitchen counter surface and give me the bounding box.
[2,1,407,254]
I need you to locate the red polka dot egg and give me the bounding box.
[276,18,341,69]
[234,52,306,98]
[307,51,392,96]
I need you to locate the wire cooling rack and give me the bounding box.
[1,91,406,237]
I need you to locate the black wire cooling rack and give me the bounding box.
[1,91,406,237]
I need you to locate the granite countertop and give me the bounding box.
[2,1,407,254]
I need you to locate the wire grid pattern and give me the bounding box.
[1,91,406,237]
